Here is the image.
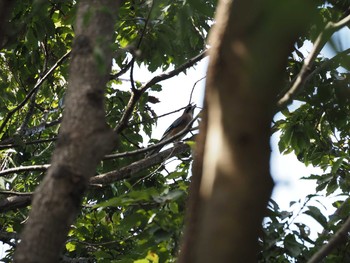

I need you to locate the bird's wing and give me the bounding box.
[161,116,187,139]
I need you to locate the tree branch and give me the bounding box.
[0,125,197,177]
[303,47,350,84]
[277,14,350,107]
[114,50,207,134]
[141,50,208,92]
[129,0,154,92]
[17,89,39,136]
[0,137,57,150]
[128,105,188,127]
[90,142,191,185]
[0,143,192,212]
[0,125,196,213]
[0,190,33,196]
[109,119,197,159]
[307,215,350,263]
[23,117,62,136]
[0,195,32,212]
[60,255,93,263]
[0,164,50,176]
[110,59,133,80]
[189,76,206,104]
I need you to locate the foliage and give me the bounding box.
[0,0,213,262]
[0,0,350,262]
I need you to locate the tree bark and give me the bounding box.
[13,1,118,262]
[179,1,317,262]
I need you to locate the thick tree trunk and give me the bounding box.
[179,1,317,262]
[13,1,118,262]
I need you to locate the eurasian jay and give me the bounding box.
[147,104,196,156]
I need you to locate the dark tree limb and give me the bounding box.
[0,124,197,178]
[0,137,57,150]
[0,164,50,176]
[91,142,191,185]
[0,142,193,212]
[0,195,32,212]
[307,215,350,263]
[0,120,197,213]
[300,47,350,89]
[0,190,33,196]
[23,117,62,136]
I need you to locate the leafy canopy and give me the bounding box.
[1,0,350,262]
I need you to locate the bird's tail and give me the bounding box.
[145,140,164,157]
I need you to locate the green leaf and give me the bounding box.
[305,206,327,228]
[284,234,302,257]
[331,157,343,174]
[153,190,184,203]
[65,242,76,252]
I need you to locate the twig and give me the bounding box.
[304,48,350,84]
[319,196,350,237]
[0,51,71,136]
[109,59,133,80]
[0,117,60,148]
[0,190,33,196]
[108,117,198,159]
[129,59,137,92]
[0,164,50,177]
[136,0,154,50]
[278,14,350,107]
[17,89,39,136]
[189,76,206,104]
[114,50,207,134]
[307,215,350,263]
[129,0,154,92]
[114,92,140,133]
[128,105,189,127]
[141,50,208,92]
[23,118,62,136]
[17,42,51,135]
[60,255,93,263]
[107,126,198,159]
[0,137,57,150]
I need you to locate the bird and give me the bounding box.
[146,104,196,156]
